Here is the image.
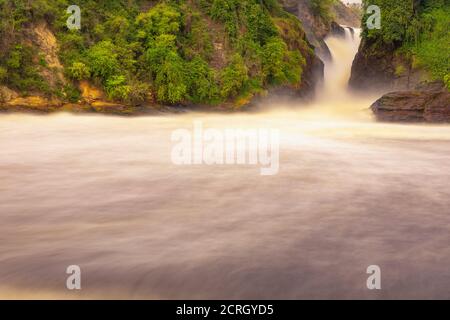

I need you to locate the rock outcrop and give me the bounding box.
[79,81,104,103]
[371,82,450,123]
[332,1,361,27]
[273,6,325,99]
[24,21,66,87]
[350,37,429,93]
[280,0,360,61]
[280,0,330,60]
[0,96,63,113]
[350,39,395,91]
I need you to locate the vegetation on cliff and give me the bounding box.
[361,0,449,90]
[0,0,313,107]
[309,0,338,25]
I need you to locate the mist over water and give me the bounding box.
[1,29,450,299]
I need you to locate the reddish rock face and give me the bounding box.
[371,82,450,123]
[425,90,450,123]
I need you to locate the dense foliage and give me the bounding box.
[310,0,336,25]
[361,0,450,89]
[0,0,309,105]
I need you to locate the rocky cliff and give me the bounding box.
[0,0,335,113]
[349,38,428,92]
[350,1,449,122]
[350,1,448,93]
[280,0,361,60]
[0,0,329,114]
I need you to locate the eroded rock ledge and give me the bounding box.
[371,82,450,123]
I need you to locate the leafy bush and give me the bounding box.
[310,0,335,24]
[136,3,182,42]
[68,62,91,80]
[105,75,131,101]
[220,54,249,98]
[62,84,82,103]
[246,3,278,45]
[155,51,188,104]
[444,74,450,90]
[412,7,450,84]
[86,41,120,80]
[187,57,220,103]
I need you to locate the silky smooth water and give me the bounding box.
[1,29,450,299]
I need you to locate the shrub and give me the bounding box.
[68,62,91,80]
[310,0,335,25]
[127,81,151,105]
[155,51,188,104]
[210,0,239,39]
[6,45,24,69]
[412,8,450,83]
[86,41,120,80]
[187,57,220,103]
[62,84,81,103]
[220,54,249,98]
[145,34,178,72]
[261,37,303,85]
[444,74,450,91]
[246,3,278,45]
[105,75,131,101]
[136,3,182,42]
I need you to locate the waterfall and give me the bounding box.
[321,26,361,98]
[299,26,375,120]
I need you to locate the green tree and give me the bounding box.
[187,56,219,103]
[86,41,120,80]
[220,54,249,98]
[155,51,187,104]
[68,62,90,80]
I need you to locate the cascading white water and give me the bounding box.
[322,27,361,96]
[296,26,380,121]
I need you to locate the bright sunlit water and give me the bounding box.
[1,29,450,299]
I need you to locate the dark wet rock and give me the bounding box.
[281,0,360,63]
[330,22,346,38]
[350,38,397,91]
[332,1,361,27]
[300,53,325,99]
[280,0,331,60]
[371,82,450,123]
[350,37,429,92]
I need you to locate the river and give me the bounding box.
[1,29,450,299]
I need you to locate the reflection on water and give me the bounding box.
[1,30,450,300]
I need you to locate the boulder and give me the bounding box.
[330,21,346,38]
[371,82,450,123]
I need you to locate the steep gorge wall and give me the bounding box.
[0,0,328,112]
[350,1,450,123]
[0,0,323,112]
[280,0,361,61]
[349,1,449,93]
[349,37,428,92]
